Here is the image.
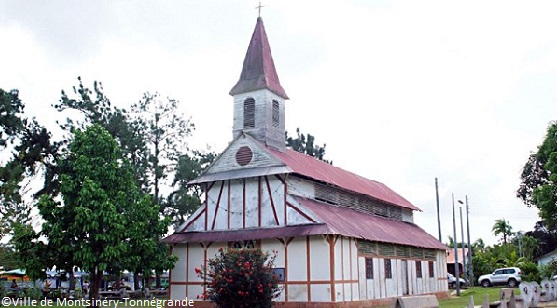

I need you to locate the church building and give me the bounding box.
[164,16,449,307]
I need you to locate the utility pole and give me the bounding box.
[459,205,467,284]
[452,194,460,296]
[436,178,441,242]
[466,196,474,286]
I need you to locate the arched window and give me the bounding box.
[272,100,280,129]
[243,98,255,128]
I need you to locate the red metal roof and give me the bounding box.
[164,197,445,250]
[164,224,328,244]
[229,17,289,99]
[446,248,469,265]
[297,197,446,250]
[267,147,420,211]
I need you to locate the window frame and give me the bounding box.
[365,258,374,279]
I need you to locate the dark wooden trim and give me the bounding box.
[265,176,280,225]
[186,243,189,297]
[258,176,262,227]
[227,180,231,229]
[284,238,288,301]
[206,181,215,192]
[180,208,206,232]
[242,179,246,229]
[211,182,225,230]
[274,174,285,184]
[285,201,316,223]
[284,280,359,285]
[204,187,209,231]
[306,236,311,302]
[169,281,204,286]
[328,235,336,302]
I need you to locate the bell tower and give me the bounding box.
[229,17,289,152]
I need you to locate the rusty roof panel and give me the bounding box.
[229,17,288,99]
[297,197,446,250]
[163,224,329,244]
[268,148,420,211]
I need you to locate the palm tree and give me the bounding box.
[492,218,513,244]
[520,235,539,260]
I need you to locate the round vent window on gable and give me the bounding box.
[235,146,253,166]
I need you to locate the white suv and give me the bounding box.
[478,267,522,287]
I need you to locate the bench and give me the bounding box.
[99,291,122,300]
[391,295,439,308]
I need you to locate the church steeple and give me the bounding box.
[230,17,288,151]
[230,17,288,99]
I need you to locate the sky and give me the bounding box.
[1,1,557,246]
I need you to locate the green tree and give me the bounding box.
[492,218,513,244]
[168,150,216,227]
[130,92,194,207]
[54,77,150,191]
[518,121,557,230]
[286,128,331,164]
[0,88,59,239]
[37,124,167,301]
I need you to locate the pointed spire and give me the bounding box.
[230,17,289,99]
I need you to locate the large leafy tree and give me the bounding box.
[0,89,59,238]
[525,220,557,258]
[130,92,194,206]
[168,150,216,227]
[492,218,513,244]
[37,124,167,301]
[54,77,150,191]
[518,121,557,230]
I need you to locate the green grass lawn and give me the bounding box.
[439,287,511,308]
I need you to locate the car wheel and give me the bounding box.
[481,280,491,288]
[508,279,517,288]
[460,282,466,288]
[450,282,456,289]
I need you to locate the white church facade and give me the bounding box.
[164,17,449,307]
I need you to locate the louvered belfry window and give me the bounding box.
[272,100,279,129]
[244,98,255,128]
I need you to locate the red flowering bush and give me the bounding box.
[196,248,281,308]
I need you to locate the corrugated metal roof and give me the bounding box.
[163,224,328,244]
[297,196,446,250]
[267,147,420,211]
[164,197,445,250]
[229,17,288,99]
[446,248,468,265]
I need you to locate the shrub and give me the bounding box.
[518,260,541,283]
[196,248,281,308]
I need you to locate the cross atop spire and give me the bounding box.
[256,2,264,18]
[229,17,288,99]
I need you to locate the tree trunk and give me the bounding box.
[89,268,103,306]
[69,271,76,290]
[155,273,161,289]
[133,273,140,291]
